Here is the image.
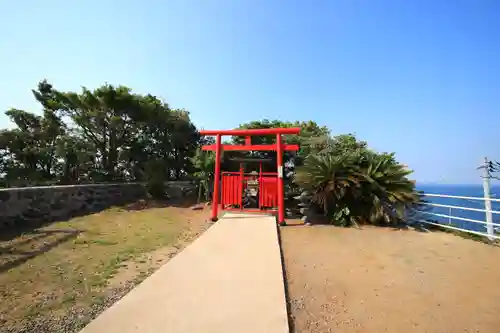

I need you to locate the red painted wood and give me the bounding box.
[200,127,301,222]
[211,134,222,221]
[260,177,278,208]
[239,164,244,210]
[232,175,237,207]
[222,172,277,176]
[200,128,300,136]
[223,208,277,213]
[221,174,225,206]
[201,144,299,152]
[276,134,285,224]
[222,174,241,208]
[259,163,263,209]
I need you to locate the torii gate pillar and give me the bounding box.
[200,127,301,224]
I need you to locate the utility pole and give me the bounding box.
[482,157,494,240]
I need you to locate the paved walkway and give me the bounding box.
[79,213,289,333]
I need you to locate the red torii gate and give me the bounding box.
[200,127,301,224]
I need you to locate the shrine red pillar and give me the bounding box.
[276,133,285,224]
[211,134,222,221]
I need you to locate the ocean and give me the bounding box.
[416,184,500,233]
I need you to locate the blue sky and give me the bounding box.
[0,0,499,183]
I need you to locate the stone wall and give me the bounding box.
[0,182,196,230]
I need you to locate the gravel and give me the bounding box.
[3,283,136,333]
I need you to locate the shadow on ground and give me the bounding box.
[0,195,200,245]
[0,196,202,272]
[122,196,200,211]
[0,229,82,273]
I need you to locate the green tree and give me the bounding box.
[55,133,96,183]
[228,119,330,172]
[295,135,420,227]
[48,84,145,180]
[190,149,216,202]
[44,81,201,181]
[232,119,330,155]
[0,108,66,186]
[0,80,202,186]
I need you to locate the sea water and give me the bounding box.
[417,184,500,232]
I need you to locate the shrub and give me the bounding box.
[144,159,168,199]
[190,149,215,202]
[294,135,420,227]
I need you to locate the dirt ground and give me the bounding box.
[281,223,500,333]
[0,200,211,333]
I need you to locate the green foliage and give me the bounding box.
[1,85,420,229]
[0,108,67,185]
[232,119,330,159]
[190,149,216,202]
[144,159,168,199]
[226,119,330,181]
[295,134,420,227]
[0,80,201,187]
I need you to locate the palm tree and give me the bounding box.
[295,150,420,227]
[356,153,421,225]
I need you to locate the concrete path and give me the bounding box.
[79,213,289,333]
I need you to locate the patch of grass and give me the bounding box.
[74,239,119,246]
[0,206,189,328]
[444,229,500,245]
[448,229,489,242]
[61,293,76,304]
[422,220,499,245]
[134,270,150,284]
